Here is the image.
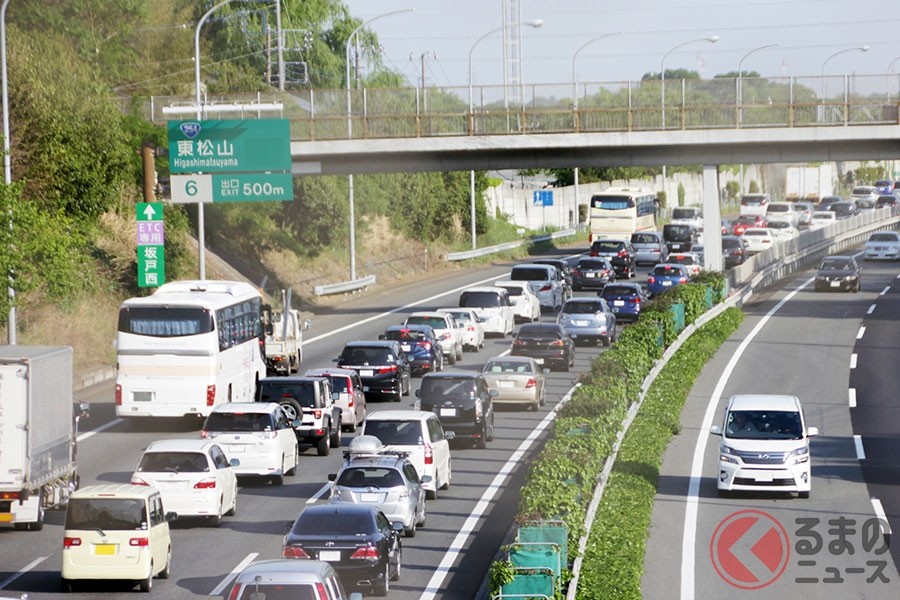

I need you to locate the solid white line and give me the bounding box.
[850,354,858,369]
[680,276,814,600]
[868,304,877,314]
[209,552,259,596]
[77,418,125,442]
[419,388,573,600]
[881,286,891,296]
[849,388,857,408]
[306,482,332,504]
[0,555,48,589]
[871,498,893,536]
[854,435,866,460]
[857,326,866,339]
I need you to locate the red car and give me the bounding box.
[732,214,767,236]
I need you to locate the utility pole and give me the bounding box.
[415,51,436,88]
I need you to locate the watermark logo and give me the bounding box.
[710,509,790,589]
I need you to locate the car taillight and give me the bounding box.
[418,341,433,350]
[549,340,564,347]
[679,277,687,284]
[377,365,398,374]
[283,545,311,559]
[467,326,475,332]
[315,582,328,600]
[525,377,536,388]
[63,537,82,549]
[628,297,640,304]
[350,545,380,560]
[348,395,355,407]
[539,284,551,292]
[617,249,627,257]
[440,332,452,340]
[648,276,656,284]
[590,250,598,257]
[115,384,122,406]
[130,477,150,486]
[194,478,217,489]
[424,444,433,465]
[129,537,149,547]
[200,430,210,439]
[206,385,216,407]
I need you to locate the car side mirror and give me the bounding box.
[709,425,723,436]
[303,319,312,330]
[807,426,820,437]
[166,511,178,522]
[230,458,241,467]
[445,431,456,440]
[392,521,405,533]
[421,475,433,484]
[327,473,336,482]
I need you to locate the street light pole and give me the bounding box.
[468,19,543,250]
[1,0,13,343]
[571,32,622,228]
[344,9,413,281]
[820,45,869,99]
[887,55,900,101]
[659,35,717,210]
[736,43,777,198]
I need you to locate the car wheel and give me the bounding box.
[417,502,427,527]
[426,486,438,501]
[456,344,463,361]
[448,350,456,365]
[391,548,402,581]
[799,490,810,499]
[854,280,861,293]
[405,520,416,538]
[226,493,237,516]
[316,436,330,456]
[603,335,611,347]
[373,563,390,597]
[139,568,153,593]
[476,432,487,449]
[330,422,342,448]
[486,414,495,442]
[345,418,357,433]
[158,546,172,579]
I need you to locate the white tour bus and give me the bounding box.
[588,187,658,243]
[115,280,267,421]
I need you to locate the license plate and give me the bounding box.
[95,544,117,556]
[440,408,457,417]
[534,358,544,364]
[754,473,774,482]
[573,320,588,326]
[662,281,672,286]
[362,386,370,392]
[360,370,374,377]
[498,381,515,388]
[830,281,840,287]
[360,492,379,502]
[319,550,341,562]
[613,301,625,306]
[401,344,411,352]
[227,445,246,453]
[586,272,596,278]
[133,392,152,403]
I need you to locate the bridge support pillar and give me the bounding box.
[702,164,724,272]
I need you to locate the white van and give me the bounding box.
[710,394,818,498]
[61,484,176,592]
[740,193,770,217]
[458,286,515,337]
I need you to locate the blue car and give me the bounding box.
[647,264,690,297]
[599,282,647,323]
[379,324,444,376]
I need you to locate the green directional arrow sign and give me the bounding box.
[135,202,165,288]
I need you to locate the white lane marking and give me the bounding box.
[77,417,124,442]
[0,555,48,589]
[850,354,858,369]
[881,286,891,296]
[854,435,866,460]
[419,386,576,600]
[209,552,259,596]
[868,304,876,314]
[849,388,857,408]
[307,482,332,504]
[303,251,585,346]
[871,498,893,536]
[857,326,866,339]
[680,276,813,600]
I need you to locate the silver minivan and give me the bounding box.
[630,231,668,265]
[228,559,362,600]
[508,263,564,312]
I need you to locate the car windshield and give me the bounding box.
[653,265,683,276]
[293,510,374,535]
[602,285,638,297]
[258,380,320,407]
[663,225,693,240]
[632,233,660,244]
[672,208,698,220]
[460,291,500,308]
[577,260,608,270]
[336,467,406,488]
[768,221,790,229]
[235,585,318,600]
[821,259,852,270]
[517,327,561,340]
[384,329,428,342]
[743,230,766,237]
[364,420,424,445]
[442,311,471,323]
[420,377,476,400]
[832,204,854,215]
[593,242,624,252]
[136,451,209,473]
[66,498,147,531]
[768,205,789,213]
[869,233,898,242]
[562,300,602,314]
[484,360,533,374]
[204,412,273,432]
[725,410,803,440]
[510,267,550,281]
[327,376,349,394]
[406,316,447,330]
[497,285,523,297]
[339,347,396,366]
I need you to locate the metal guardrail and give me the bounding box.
[446,229,578,262]
[313,274,376,297]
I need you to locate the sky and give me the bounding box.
[345,0,899,91]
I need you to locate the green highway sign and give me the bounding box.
[167,119,291,174]
[171,173,294,203]
[135,202,165,288]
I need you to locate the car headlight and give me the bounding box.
[789,446,810,464]
[719,444,740,464]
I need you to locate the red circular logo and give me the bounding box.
[710,509,790,589]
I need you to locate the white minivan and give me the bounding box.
[458,286,515,337]
[61,484,176,593]
[710,394,818,498]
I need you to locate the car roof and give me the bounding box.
[485,355,534,364]
[742,228,770,234]
[300,503,378,518]
[512,263,554,270]
[260,375,329,384]
[462,286,508,294]
[209,402,280,415]
[144,439,217,453]
[494,280,529,289]
[385,324,433,333]
[341,340,399,349]
[341,453,410,469]
[727,394,801,412]
[70,484,159,500]
[304,367,357,378]
[518,322,562,332]
[235,559,337,582]
[364,409,436,421]
[602,282,643,291]
[422,370,480,380]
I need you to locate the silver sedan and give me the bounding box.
[481,356,546,411]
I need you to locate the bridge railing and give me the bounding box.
[145,74,900,141]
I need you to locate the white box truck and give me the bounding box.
[0,346,88,530]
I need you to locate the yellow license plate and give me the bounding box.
[0,513,12,522]
[95,544,117,556]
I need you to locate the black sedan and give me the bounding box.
[814,255,861,292]
[571,257,615,291]
[510,322,575,372]
[283,503,403,596]
[336,340,412,402]
[379,324,444,376]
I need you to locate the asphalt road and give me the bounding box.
[643,248,900,599]
[0,248,625,600]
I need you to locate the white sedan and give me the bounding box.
[765,220,798,241]
[740,228,776,254]
[864,231,900,261]
[437,307,486,351]
[131,439,239,526]
[494,280,541,323]
[808,210,837,230]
